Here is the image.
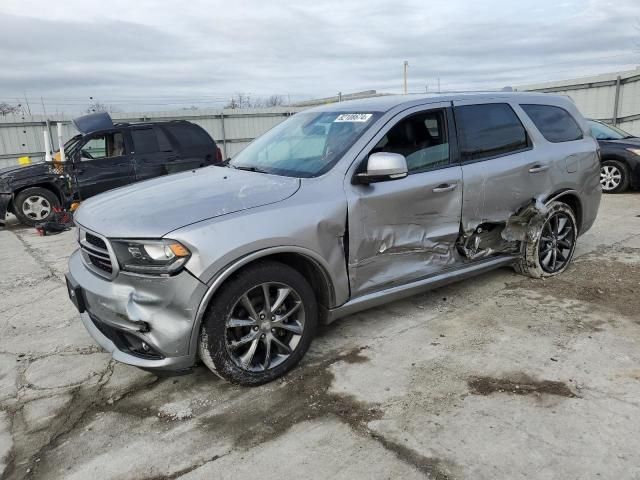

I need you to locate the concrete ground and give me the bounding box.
[1,193,639,480]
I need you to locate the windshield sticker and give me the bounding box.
[334,113,373,123]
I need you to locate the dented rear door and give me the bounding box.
[345,103,464,297]
[452,100,553,233]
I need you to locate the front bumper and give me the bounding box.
[67,249,208,372]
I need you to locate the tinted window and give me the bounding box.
[454,103,529,161]
[155,127,173,151]
[521,104,583,143]
[371,109,449,173]
[131,128,159,154]
[163,124,212,148]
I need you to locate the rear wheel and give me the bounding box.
[13,187,60,226]
[600,159,629,193]
[199,261,317,385]
[516,201,577,278]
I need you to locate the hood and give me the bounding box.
[74,166,301,238]
[601,137,640,147]
[0,162,53,188]
[72,112,113,134]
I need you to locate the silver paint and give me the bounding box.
[67,92,602,373]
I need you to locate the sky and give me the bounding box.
[0,0,638,113]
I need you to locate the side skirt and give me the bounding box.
[325,255,517,323]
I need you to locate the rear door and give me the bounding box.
[453,100,553,232]
[345,103,464,296]
[73,130,136,199]
[161,123,216,172]
[129,126,174,182]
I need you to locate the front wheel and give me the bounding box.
[199,261,317,385]
[516,201,578,278]
[13,187,61,226]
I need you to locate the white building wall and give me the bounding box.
[517,67,640,135]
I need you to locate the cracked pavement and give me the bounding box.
[1,193,640,480]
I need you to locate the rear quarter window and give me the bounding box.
[131,128,159,154]
[454,103,529,162]
[520,104,583,143]
[162,123,214,149]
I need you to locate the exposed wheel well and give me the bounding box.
[548,192,583,234]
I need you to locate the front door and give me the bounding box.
[452,100,553,232]
[345,103,463,297]
[73,130,136,199]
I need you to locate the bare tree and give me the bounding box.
[85,101,119,114]
[225,93,286,109]
[264,95,285,107]
[0,102,22,116]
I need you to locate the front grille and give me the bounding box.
[85,232,107,250]
[79,228,116,279]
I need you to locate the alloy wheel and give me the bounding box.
[600,165,622,191]
[538,212,575,273]
[22,195,51,221]
[225,282,305,372]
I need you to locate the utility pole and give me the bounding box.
[403,61,409,94]
[338,92,342,102]
[437,77,441,93]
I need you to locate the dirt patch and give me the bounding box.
[370,434,455,479]
[338,346,370,364]
[506,246,640,322]
[195,347,458,478]
[468,374,576,398]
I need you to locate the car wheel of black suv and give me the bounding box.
[199,261,318,386]
[516,201,578,279]
[600,159,630,193]
[13,187,61,226]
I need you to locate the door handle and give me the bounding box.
[528,164,549,173]
[432,183,457,193]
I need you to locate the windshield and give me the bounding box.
[228,111,381,177]
[588,120,634,140]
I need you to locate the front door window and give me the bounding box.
[81,132,125,160]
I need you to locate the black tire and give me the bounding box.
[13,187,61,226]
[600,159,630,193]
[515,201,578,279]
[199,261,317,386]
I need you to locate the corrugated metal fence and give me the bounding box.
[518,68,640,135]
[0,107,306,168]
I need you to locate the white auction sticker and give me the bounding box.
[334,113,373,123]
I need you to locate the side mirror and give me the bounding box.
[355,152,408,184]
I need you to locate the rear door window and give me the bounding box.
[131,128,159,154]
[454,103,529,162]
[163,124,213,149]
[521,104,583,143]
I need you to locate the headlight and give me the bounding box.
[111,239,191,275]
[626,148,640,156]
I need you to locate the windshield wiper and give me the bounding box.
[230,165,269,174]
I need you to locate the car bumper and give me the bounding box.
[67,249,208,372]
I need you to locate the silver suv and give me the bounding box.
[66,93,601,385]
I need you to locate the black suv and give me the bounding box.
[0,113,222,226]
[588,119,640,193]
